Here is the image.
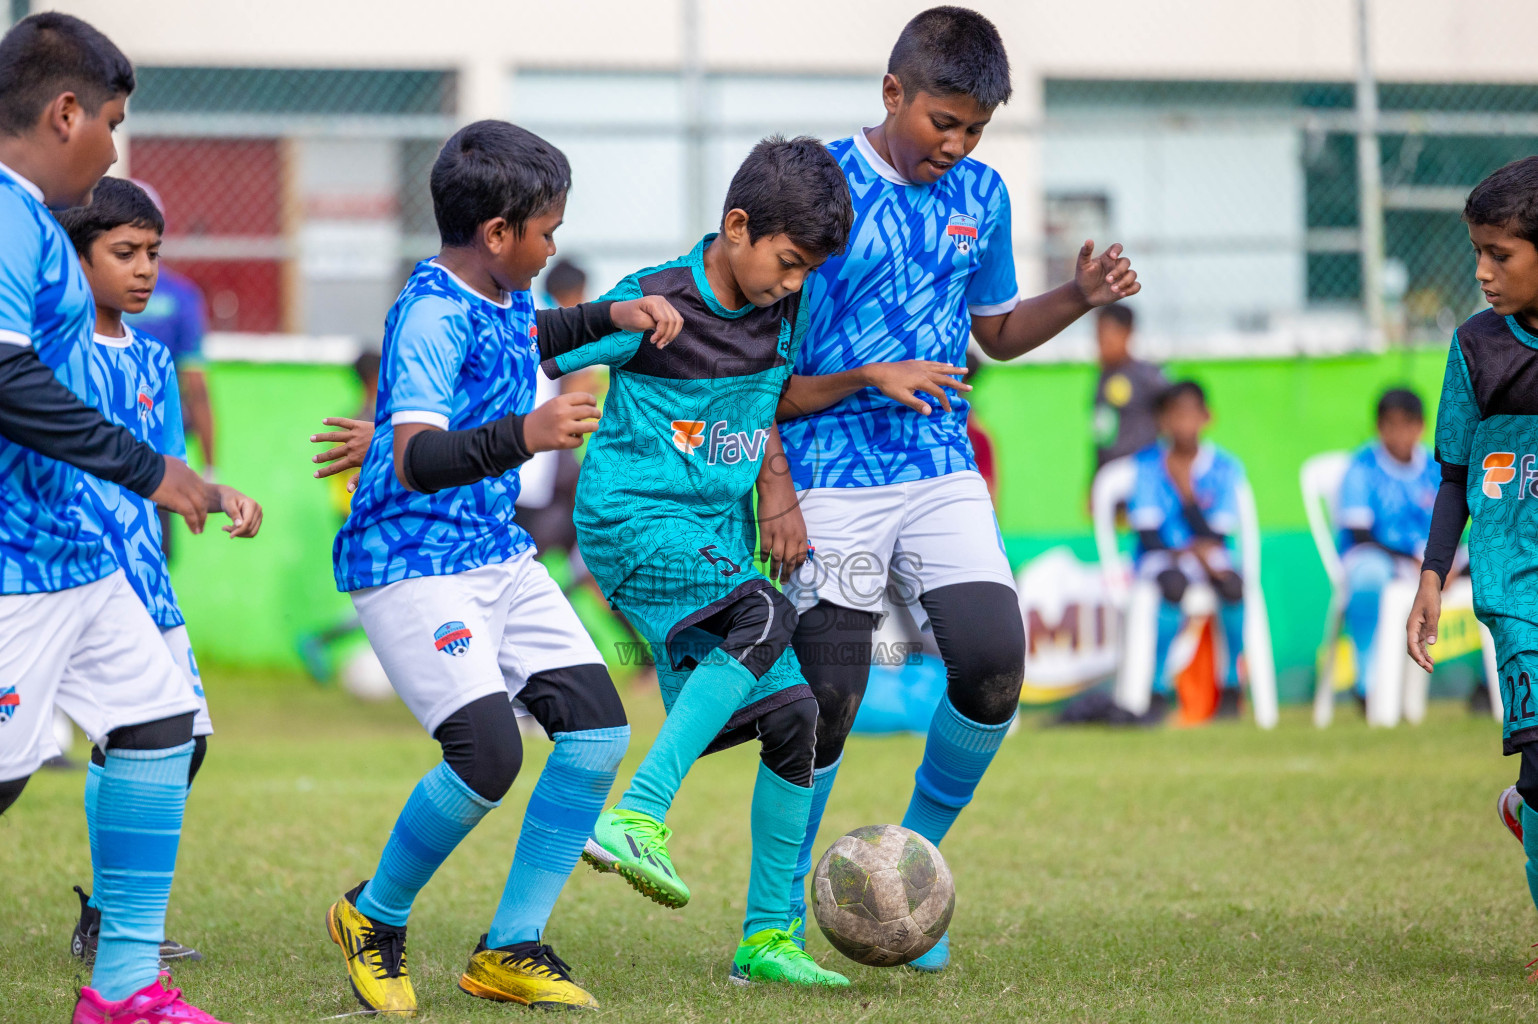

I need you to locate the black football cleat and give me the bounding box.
[72,885,201,965]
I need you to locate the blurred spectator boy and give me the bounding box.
[1337,388,1441,704]
[1129,381,1247,717]
[1092,304,1165,471]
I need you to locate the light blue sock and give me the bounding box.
[357,761,498,927]
[789,755,841,925]
[902,696,1012,847]
[618,653,756,823]
[487,725,629,947]
[90,742,193,1001]
[1343,588,1381,698]
[743,762,814,938]
[1523,803,1538,915]
[84,760,104,911]
[1154,600,1183,696]
[1219,600,1246,688]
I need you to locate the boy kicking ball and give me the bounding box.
[1408,155,1538,976]
[57,176,264,969]
[563,136,854,988]
[776,6,1137,971]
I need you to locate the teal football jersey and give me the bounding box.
[1435,309,1538,749]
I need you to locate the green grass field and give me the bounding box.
[3,670,1536,1023]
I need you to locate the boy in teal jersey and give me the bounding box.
[1408,156,1538,975]
[557,136,855,986]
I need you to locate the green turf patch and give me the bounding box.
[2,669,1533,1022]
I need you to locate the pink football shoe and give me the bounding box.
[73,976,229,1024]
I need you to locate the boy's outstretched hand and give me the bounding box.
[311,416,375,493]
[1074,240,1140,306]
[210,483,263,538]
[525,392,600,452]
[612,295,684,348]
[865,360,972,416]
[1406,569,1443,674]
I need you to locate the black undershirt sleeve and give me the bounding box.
[0,343,166,497]
[400,414,532,494]
[1180,498,1223,541]
[1344,527,1418,561]
[534,301,616,362]
[1137,529,1167,552]
[1421,461,1469,585]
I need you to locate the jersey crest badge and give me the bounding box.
[946,213,978,254]
[136,386,154,419]
[434,620,473,657]
[0,685,18,724]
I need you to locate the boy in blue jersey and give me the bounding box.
[1128,381,1248,713]
[1337,389,1440,703]
[774,7,1138,969]
[1408,158,1538,972]
[0,14,229,1024]
[324,119,681,1014]
[560,137,854,987]
[56,176,265,969]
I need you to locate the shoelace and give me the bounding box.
[615,811,674,863]
[102,980,181,1021]
[757,922,817,965]
[354,924,407,979]
[500,944,575,982]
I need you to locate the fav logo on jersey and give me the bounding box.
[668,419,770,466]
[946,212,978,254]
[136,385,154,420]
[671,420,706,455]
[434,620,473,657]
[0,685,17,724]
[1483,452,1518,498]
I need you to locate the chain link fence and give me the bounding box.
[119,65,1538,357]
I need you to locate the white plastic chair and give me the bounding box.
[1300,450,1500,727]
[1091,456,1279,728]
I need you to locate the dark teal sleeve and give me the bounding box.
[1435,337,1478,468]
[543,275,645,378]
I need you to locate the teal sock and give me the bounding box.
[901,695,1012,847]
[789,755,841,925]
[618,654,756,823]
[487,726,629,947]
[91,742,193,1001]
[743,761,814,938]
[1523,803,1538,914]
[84,760,104,911]
[358,762,498,926]
[1219,600,1246,687]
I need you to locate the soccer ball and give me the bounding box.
[339,647,396,702]
[811,824,954,967]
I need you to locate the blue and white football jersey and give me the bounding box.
[780,130,1019,489]
[0,163,114,594]
[1336,441,1439,558]
[334,260,538,591]
[80,327,186,628]
[1128,442,1246,555]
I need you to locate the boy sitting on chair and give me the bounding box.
[1337,388,1441,707]
[1128,380,1248,718]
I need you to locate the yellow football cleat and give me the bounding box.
[458,936,598,1009]
[325,881,416,1016]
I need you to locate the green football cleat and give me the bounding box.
[587,808,690,908]
[730,921,849,988]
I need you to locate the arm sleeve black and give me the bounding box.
[0,343,166,497]
[400,414,532,494]
[534,301,616,361]
[1137,529,1167,552]
[1180,499,1224,541]
[1421,462,1469,585]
